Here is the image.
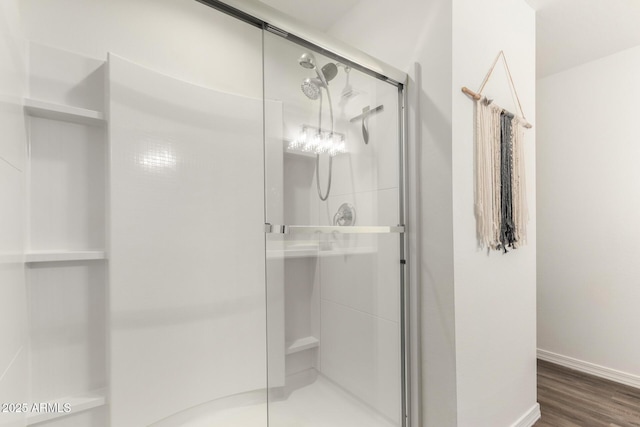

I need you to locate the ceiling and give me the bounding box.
[259,0,359,31]
[261,0,640,79]
[527,0,640,77]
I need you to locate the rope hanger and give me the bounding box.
[462,51,532,129]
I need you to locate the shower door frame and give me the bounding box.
[196,1,412,425]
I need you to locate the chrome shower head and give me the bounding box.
[298,52,317,69]
[301,77,322,100]
[299,51,332,87]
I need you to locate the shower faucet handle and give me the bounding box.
[333,203,356,227]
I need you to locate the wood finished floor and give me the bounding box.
[536,359,640,427]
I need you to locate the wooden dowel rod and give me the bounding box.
[461,86,533,129]
[462,86,481,100]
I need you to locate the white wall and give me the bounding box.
[451,0,537,425]
[330,0,538,425]
[537,45,640,382]
[0,1,28,426]
[21,0,262,99]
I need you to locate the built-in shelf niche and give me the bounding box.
[25,43,109,427]
[26,110,106,254]
[24,98,105,126]
[286,336,320,355]
[25,251,106,263]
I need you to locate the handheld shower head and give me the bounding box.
[298,53,336,201]
[299,51,332,87]
[301,77,322,100]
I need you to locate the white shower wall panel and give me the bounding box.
[313,82,402,423]
[320,240,399,323]
[108,55,266,426]
[0,163,28,427]
[28,43,105,112]
[0,162,27,371]
[320,299,401,424]
[28,118,105,251]
[328,86,399,198]
[28,261,106,402]
[21,0,263,100]
[0,0,28,423]
[283,155,316,226]
[321,187,398,228]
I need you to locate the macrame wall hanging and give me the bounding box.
[462,51,532,253]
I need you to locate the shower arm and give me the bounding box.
[336,62,351,73]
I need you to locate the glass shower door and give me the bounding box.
[263,30,406,427]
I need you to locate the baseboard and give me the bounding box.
[511,403,540,427]
[537,349,640,389]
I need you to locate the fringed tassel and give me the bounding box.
[475,98,501,250]
[511,116,528,247]
[474,99,528,252]
[500,110,516,252]
[490,103,502,250]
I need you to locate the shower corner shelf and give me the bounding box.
[286,336,320,355]
[24,98,106,126]
[284,149,317,158]
[25,250,107,263]
[283,146,316,159]
[25,388,107,425]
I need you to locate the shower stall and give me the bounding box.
[19,1,409,426]
[261,27,408,427]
